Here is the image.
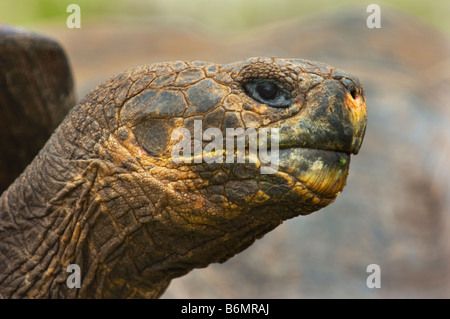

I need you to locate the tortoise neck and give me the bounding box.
[0,116,101,298]
[0,116,172,298]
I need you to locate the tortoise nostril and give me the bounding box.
[349,87,358,100]
[340,78,359,101]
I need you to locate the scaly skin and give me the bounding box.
[0,57,366,298]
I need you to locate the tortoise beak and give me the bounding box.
[278,76,367,155]
[275,75,367,201]
[342,80,367,155]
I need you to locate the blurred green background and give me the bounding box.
[1,0,449,34]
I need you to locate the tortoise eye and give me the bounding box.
[256,81,279,100]
[244,79,291,108]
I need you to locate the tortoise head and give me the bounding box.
[72,57,366,297]
[117,57,366,217]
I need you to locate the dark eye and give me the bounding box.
[244,79,291,108]
[256,81,278,100]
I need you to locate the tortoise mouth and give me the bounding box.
[276,147,350,199]
[279,143,353,156]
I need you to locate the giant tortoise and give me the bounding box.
[0,24,367,298]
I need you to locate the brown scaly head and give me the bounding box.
[0,57,366,298]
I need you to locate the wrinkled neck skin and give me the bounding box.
[0,108,286,298]
[0,102,114,298]
[0,75,290,299]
